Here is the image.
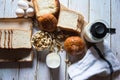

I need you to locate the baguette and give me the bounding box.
[33,0,60,32]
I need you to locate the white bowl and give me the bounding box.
[31,31,52,51]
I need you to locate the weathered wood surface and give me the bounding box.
[90,0,111,47]
[0,0,5,18]
[0,0,120,80]
[111,0,120,79]
[0,0,18,18]
[69,0,89,22]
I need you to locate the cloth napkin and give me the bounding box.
[68,41,120,80]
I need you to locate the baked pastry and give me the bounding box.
[64,36,85,56]
[57,5,85,34]
[32,0,60,32]
[38,14,57,32]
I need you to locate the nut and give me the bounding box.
[31,31,52,51]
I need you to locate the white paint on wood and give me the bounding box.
[0,0,120,80]
[0,63,19,80]
[37,62,51,80]
[90,0,111,46]
[59,0,68,7]
[58,1,69,80]
[111,0,120,60]
[69,0,89,22]
[18,51,36,80]
[0,0,5,18]
[59,50,67,80]
[4,0,18,18]
[37,51,51,80]
[10,0,18,18]
[4,0,12,18]
[90,0,110,23]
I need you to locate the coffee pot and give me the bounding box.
[83,20,116,43]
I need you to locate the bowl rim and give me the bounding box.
[31,30,52,51]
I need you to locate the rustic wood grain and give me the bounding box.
[0,62,19,80]
[90,0,111,47]
[18,50,36,80]
[58,51,67,80]
[111,1,120,80]
[36,51,51,80]
[69,0,89,22]
[0,0,5,18]
[0,0,120,80]
[4,0,18,18]
[111,0,120,60]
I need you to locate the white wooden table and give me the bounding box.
[0,0,120,80]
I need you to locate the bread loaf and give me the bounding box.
[33,0,60,32]
[0,29,31,49]
[0,19,32,49]
[57,6,85,34]
[0,19,32,30]
[0,19,32,61]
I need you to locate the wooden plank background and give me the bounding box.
[0,0,120,80]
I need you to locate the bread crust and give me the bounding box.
[37,14,57,32]
[64,36,85,55]
[58,4,85,34]
[0,18,32,49]
[33,0,60,32]
[0,18,33,30]
[54,0,60,19]
[32,0,40,17]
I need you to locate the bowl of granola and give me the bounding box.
[31,31,52,51]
